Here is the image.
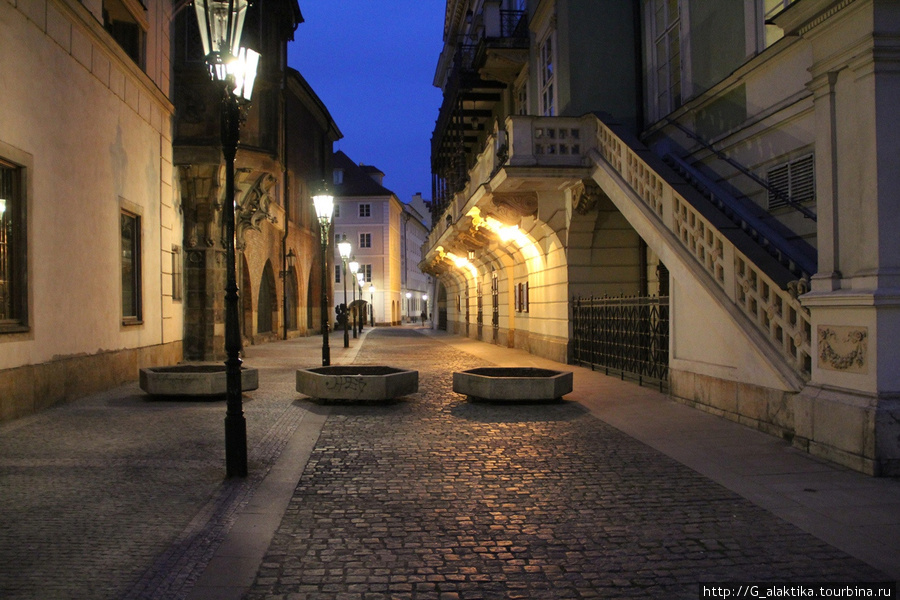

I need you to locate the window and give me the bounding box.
[362,264,372,282]
[359,203,371,218]
[333,169,344,185]
[171,245,183,302]
[335,264,342,283]
[514,71,529,115]
[516,282,530,313]
[651,0,682,117]
[121,211,142,322]
[767,154,814,210]
[359,233,372,248]
[0,159,26,330]
[539,33,556,116]
[103,0,147,69]
[334,204,340,218]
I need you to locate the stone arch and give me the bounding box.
[241,253,252,343]
[306,268,314,330]
[285,265,299,333]
[257,260,277,334]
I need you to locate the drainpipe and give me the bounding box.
[281,57,290,340]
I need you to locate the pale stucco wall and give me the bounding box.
[0,0,180,419]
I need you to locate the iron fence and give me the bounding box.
[572,295,670,391]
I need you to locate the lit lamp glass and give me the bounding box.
[338,238,351,261]
[194,0,249,76]
[0,198,6,216]
[313,192,334,225]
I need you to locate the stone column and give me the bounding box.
[798,9,900,476]
[179,164,228,361]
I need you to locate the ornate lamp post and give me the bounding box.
[422,294,428,325]
[348,259,359,338]
[369,284,375,326]
[356,272,365,331]
[406,292,412,322]
[337,236,351,348]
[194,0,259,478]
[313,187,334,366]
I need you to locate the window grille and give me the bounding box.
[767,154,814,210]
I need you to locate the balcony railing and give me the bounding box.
[594,119,811,377]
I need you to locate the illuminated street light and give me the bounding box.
[349,259,359,338]
[194,0,259,479]
[356,272,365,332]
[369,284,375,326]
[338,236,351,348]
[313,187,334,366]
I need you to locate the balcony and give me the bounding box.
[473,9,529,84]
[427,114,597,249]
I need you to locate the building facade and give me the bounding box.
[0,0,181,420]
[173,1,341,360]
[423,0,900,475]
[402,194,433,323]
[331,151,404,327]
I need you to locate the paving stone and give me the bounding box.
[244,329,889,600]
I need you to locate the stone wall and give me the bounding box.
[0,341,182,423]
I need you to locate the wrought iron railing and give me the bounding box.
[573,295,670,391]
[499,10,528,38]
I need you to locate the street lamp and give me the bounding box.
[349,259,359,338]
[406,292,412,322]
[369,284,375,327]
[194,0,260,479]
[313,186,334,366]
[422,294,428,325]
[338,235,351,348]
[356,272,365,332]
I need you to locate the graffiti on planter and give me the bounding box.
[324,376,369,395]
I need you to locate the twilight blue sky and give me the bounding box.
[287,2,447,204]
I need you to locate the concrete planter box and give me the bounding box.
[139,365,259,398]
[453,367,573,402]
[296,366,418,402]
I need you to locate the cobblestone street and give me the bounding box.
[0,328,897,600]
[245,330,888,600]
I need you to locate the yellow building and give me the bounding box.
[424,0,900,476]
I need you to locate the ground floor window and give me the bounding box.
[0,159,26,330]
[121,210,142,323]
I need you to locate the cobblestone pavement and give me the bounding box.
[0,333,337,600]
[246,329,888,600]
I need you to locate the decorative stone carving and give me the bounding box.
[818,325,868,373]
[490,191,537,222]
[235,172,277,247]
[569,179,606,215]
[787,277,810,299]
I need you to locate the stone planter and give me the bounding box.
[453,367,573,402]
[296,366,418,402]
[139,365,259,398]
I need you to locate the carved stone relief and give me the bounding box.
[818,325,868,373]
[490,191,537,223]
[235,171,277,247]
[570,179,606,215]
